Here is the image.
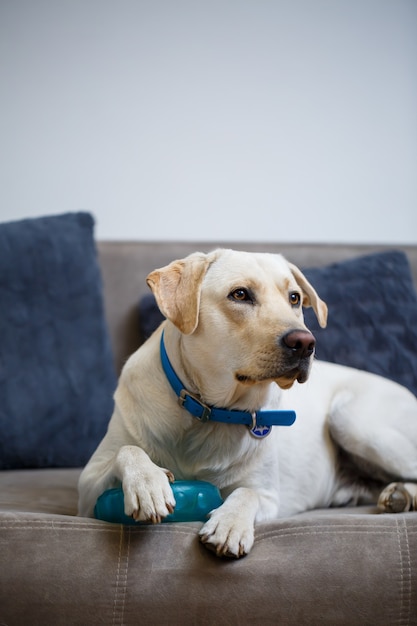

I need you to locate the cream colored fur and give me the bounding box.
[78,249,417,557]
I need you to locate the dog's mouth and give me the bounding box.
[235,339,316,389]
[274,367,310,389]
[235,362,311,389]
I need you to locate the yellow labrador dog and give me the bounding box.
[78,249,417,558]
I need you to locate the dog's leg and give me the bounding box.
[328,378,417,487]
[78,440,176,522]
[78,447,120,517]
[378,482,417,513]
[114,445,176,523]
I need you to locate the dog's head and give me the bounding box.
[147,249,327,392]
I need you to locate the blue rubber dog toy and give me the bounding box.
[94,480,223,524]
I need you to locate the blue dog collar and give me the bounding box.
[160,331,296,438]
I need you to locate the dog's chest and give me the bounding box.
[154,422,267,486]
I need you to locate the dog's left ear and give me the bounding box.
[288,263,328,328]
[146,252,210,334]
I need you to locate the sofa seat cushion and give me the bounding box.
[0,468,81,516]
[1,468,416,623]
[0,479,416,625]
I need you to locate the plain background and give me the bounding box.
[1,0,416,243]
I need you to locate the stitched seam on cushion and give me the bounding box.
[0,522,201,536]
[256,523,417,532]
[0,519,117,528]
[1,521,416,536]
[112,525,129,626]
[120,527,131,624]
[0,524,417,541]
[396,518,412,626]
[112,526,123,626]
[1,515,412,531]
[256,526,417,541]
[402,521,412,626]
[256,531,407,544]
[396,519,405,626]
[0,522,119,533]
[0,520,203,535]
[256,521,417,532]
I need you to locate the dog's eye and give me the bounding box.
[229,288,253,303]
[289,292,301,307]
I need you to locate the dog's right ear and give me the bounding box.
[146,253,210,334]
[288,262,328,329]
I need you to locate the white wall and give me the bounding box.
[1,0,416,243]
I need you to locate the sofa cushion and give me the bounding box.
[1,497,415,625]
[138,250,417,396]
[0,212,116,469]
[302,250,417,396]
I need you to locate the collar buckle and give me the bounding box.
[179,389,212,422]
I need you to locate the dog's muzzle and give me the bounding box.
[272,329,316,387]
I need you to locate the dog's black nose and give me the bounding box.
[282,330,316,358]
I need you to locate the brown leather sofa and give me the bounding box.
[1,240,416,625]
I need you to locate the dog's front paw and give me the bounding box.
[199,507,255,558]
[123,466,175,523]
[116,444,176,523]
